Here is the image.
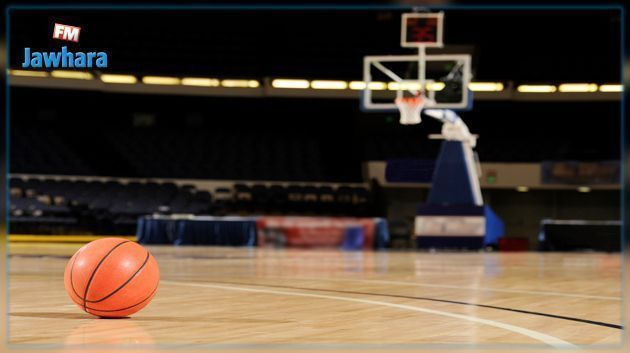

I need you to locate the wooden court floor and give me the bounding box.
[7,242,622,347]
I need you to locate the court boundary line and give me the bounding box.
[362,278,622,301]
[163,280,576,348]
[263,275,621,301]
[184,279,623,330]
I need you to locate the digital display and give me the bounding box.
[405,17,439,44]
[401,13,443,47]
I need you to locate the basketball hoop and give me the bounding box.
[395,95,425,125]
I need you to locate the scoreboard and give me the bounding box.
[401,12,444,48]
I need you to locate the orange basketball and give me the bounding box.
[64,238,160,318]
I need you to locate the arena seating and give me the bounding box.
[10,128,94,175]
[361,134,614,162]
[9,177,375,235]
[11,126,330,181]
[10,115,617,184]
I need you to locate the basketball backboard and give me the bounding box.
[362,12,473,114]
[361,54,472,111]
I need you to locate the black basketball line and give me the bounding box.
[78,282,159,314]
[81,240,130,311]
[69,248,85,301]
[70,282,158,313]
[85,251,151,303]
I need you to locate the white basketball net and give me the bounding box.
[395,95,425,125]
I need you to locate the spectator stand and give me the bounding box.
[9,175,381,245]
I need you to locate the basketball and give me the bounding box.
[63,238,160,318]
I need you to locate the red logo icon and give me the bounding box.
[53,23,81,43]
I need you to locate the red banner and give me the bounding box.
[257,216,376,249]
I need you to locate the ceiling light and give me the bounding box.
[517,85,557,93]
[388,82,444,91]
[181,77,220,87]
[100,74,137,84]
[142,76,181,85]
[272,79,309,89]
[220,79,259,88]
[577,186,591,193]
[9,70,49,78]
[599,84,623,92]
[310,80,347,90]
[469,82,504,92]
[349,81,387,90]
[50,70,93,80]
[558,83,598,92]
[388,82,422,91]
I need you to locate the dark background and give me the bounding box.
[3,5,625,247]
[9,88,621,181]
[8,9,621,82]
[7,8,622,181]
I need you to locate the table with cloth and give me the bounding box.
[137,215,388,249]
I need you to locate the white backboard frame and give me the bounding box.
[362,53,472,111]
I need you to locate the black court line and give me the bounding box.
[201,280,622,330]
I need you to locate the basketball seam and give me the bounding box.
[69,249,85,301]
[70,282,159,314]
[85,251,151,303]
[80,240,130,311]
